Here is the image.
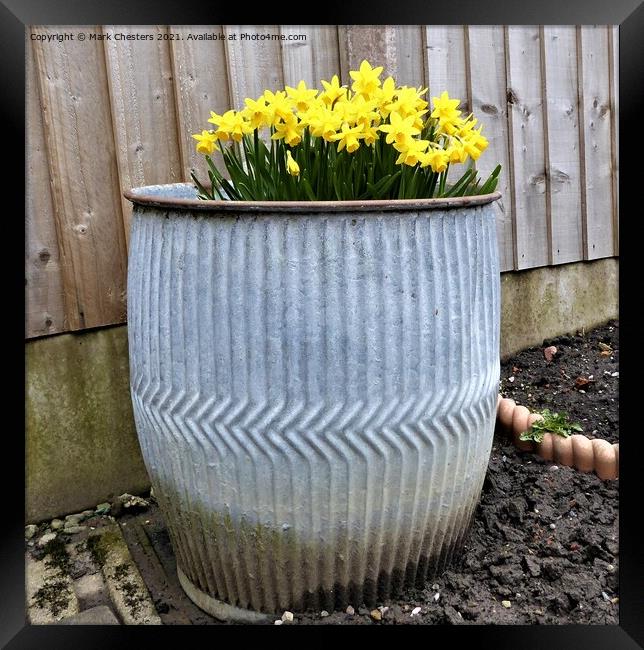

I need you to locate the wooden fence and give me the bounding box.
[26,25,619,339]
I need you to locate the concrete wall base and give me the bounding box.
[26,257,618,522]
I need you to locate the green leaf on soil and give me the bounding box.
[519,408,583,443]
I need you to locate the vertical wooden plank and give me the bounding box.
[579,25,616,260]
[168,26,231,181]
[223,26,285,109]
[33,26,128,331]
[280,26,340,87]
[506,26,549,270]
[467,26,514,272]
[424,26,470,111]
[339,26,424,87]
[26,39,66,338]
[103,26,183,247]
[424,26,472,187]
[608,25,619,256]
[542,26,584,265]
[389,26,425,87]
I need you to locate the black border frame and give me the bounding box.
[7,1,642,646]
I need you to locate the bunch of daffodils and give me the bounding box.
[192,60,501,201]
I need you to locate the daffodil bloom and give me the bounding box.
[285,80,318,113]
[387,86,428,119]
[242,96,272,129]
[374,76,397,116]
[462,138,483,160]
[192,130,219,155]
[339,94,380,128]
[378,111,421,151]
[349,59,383,98]
[470,126,489,152]
[457,115,478,139]
[192,61,499,201]
[330,122,364,153]
[395,138,430,166]
[422,147,450,173]
[302,107,342,141]
[446,143,468,164]
[431,91,462,135]
[271,113,304,146]
[286,150,300,176]
[362,123,380,146]
[207,109,252,142]
[431,91,461,121]
[319,75,347,106]
[263,90,294,123]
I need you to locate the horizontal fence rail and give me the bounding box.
[26,25,619,339]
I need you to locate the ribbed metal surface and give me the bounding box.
[127,185,500,614]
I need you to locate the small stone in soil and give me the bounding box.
[281,611,294,623]
[50,519,64,530]
[345,605,355,616]
[25,525,37,540]
[320,610,329,617]
[274,620,283,625]
[433,592,440,602]
[544,346,558,362]
[550,523,557,530]
[63,525,85,534]
[38,532,57,547]
[501,600,511,608]
[65,514,83,526]
[370,609,382,621]
[410,606,421,616]
[95,502,111,515]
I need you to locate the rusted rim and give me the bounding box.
[124,182,501,213]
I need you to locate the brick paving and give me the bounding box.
[25,496,218,625]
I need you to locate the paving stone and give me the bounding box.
[74,572,109,610]
[26,555,79,624]
[89,525,162,625]
[55,605,120,625]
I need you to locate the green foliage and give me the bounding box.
[192,133,501,202]
[519,408,583,443]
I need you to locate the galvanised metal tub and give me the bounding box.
[124,183,501,619]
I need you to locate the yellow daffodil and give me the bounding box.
[378,111,421,151]
[387,86,428,119]
[374,76,397,116]
[286,150,300,176]
[302,106,342,141]
[330,122,364,153]
[271,113,304,146]
[207,109,252,142]
[362,123,380,146]
[349,60,383,98]
[242,96,272,129]
[431,91,462,135]
[446,143,468,164]
[285,80,318,113]
[192,130,219,155]
[422,148,450,173]
[263,90,294,123]
[320,75,347,106]
[395,138,430,166]
[192,61,498,201]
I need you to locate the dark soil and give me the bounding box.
[84,320,621,625]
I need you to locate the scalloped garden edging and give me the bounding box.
[496,396,619,480]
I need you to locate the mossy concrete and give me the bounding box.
[500,258,618,360]
[26,326,150,522]
[26,258,618,522]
